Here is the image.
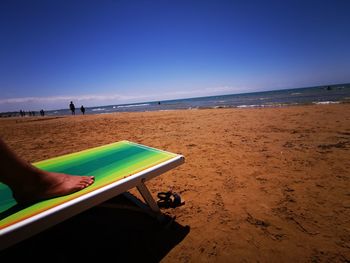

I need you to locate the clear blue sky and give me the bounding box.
[0,0,349,111]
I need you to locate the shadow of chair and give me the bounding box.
[0,195,190,262]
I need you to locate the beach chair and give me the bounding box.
[0,141,184,251]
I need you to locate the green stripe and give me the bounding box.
[35,141,130,170]
[0,141,177,229]
[41,146,152,175]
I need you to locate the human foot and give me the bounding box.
[12,171,95,204]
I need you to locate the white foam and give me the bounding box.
[313,101,339,105]
[117,103,150,108]
[236,104,261,108]
[213,105,226,109]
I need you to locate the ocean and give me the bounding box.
[5,83,350,117]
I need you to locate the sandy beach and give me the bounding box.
[0,104,349,262]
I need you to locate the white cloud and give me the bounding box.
[0,85,249,112]
[0,94,122,104]
[0,93,127,111]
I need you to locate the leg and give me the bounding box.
[0,138,94,204]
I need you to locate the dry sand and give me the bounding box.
[0,104,349,262]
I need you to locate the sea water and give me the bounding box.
[43,83,350,116]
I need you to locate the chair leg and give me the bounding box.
[136,179,160,213]
[101,181,173,225]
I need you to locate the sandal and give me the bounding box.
[157,191,184,208]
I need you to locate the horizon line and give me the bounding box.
[0,82,349,114]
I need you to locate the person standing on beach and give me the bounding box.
[80,105,85,115]
[69,101,76,115]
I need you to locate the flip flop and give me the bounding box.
[157,191,184,208]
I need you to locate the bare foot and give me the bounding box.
[12,171,95,204]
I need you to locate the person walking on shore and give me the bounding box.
[80,105,85,115]
[69,101,76,115]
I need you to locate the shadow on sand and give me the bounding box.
[1,195,190,262]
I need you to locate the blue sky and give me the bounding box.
[0,0,349,111]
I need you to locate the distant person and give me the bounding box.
[69,101,76,115]
[80,105,85,115]
[40,109,45,116]
[0,138,94,204]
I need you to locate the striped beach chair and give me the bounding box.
[0,141,184,250]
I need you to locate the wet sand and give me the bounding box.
[0,104,349,262]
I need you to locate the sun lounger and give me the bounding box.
[0,140,184,251]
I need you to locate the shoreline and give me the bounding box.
[0,103,349,261]
[1,100,349,119]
